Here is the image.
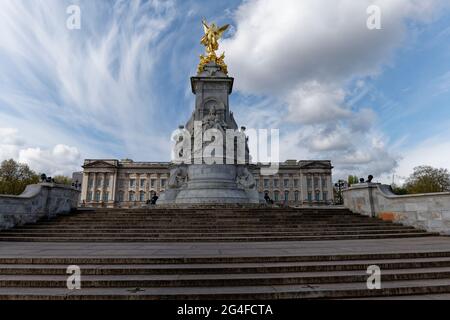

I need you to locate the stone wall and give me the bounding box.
[343,183,450,235]
[0,183,81,230]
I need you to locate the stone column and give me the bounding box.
[81,172,89,203]
[329,174,334,202]
[319,174,324,202]
[111,170,117,205]
[92,173,97,203]
[302,174,308,203]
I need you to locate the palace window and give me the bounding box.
[129,191,135,202]
[118,191,124,202]
[97,179,103,187]
[118,179,124,188]
[274,191,280,202]
[105,176,110,187]
[150,179,156,188]
[307,192,312,202]
[315,191,320,201]
[161,179,166,188]
[95,191,101,202]
[294,191,299,202]
[87,191,92,201]
[140,179,146,188]
[103,192,109,202]
[322,178,327,189]
[88,179,93,188]
[323,192,328,201]
[129,179,136,188]
[314,177,319,189]
[294,179,299,188]
[284,191,289,202]
[264,179,269,188]
[139,191,145,202]
[274,179,279,188]
[307,178,312,189]
[284,179,289,188]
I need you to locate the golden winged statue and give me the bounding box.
[198,19,230,75]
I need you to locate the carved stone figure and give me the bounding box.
[168,166,188,189]
[203,107,225,132]
[236,166,256,190]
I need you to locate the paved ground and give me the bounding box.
[1,236,450,258]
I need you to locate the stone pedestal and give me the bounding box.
[158,164,260,204]
[158,62,262,205]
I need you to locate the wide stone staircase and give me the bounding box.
[1,207,450,299]
[0,207,435,242]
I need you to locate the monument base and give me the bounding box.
[158,164,262,205]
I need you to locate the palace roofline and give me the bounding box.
[82,159,333,169]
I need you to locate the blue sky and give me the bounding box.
[0,0,449,184]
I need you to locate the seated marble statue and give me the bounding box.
[203,107,225,132]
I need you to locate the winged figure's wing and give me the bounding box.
[202,20,209,34]
[217,24,230,37]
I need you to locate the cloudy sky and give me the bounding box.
[0,0,449,183]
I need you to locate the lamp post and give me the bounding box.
[334,180,346,205]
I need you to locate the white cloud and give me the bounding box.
[0,127,81,176]
[18,145,81,177]
[223,0,442,94]
[309,125,353,152]
[0,0,177,160]
[0,128,21,160]
[285,82,350,125]
[395,133,450,183]
[222,0,444,179]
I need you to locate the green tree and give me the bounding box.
[0,159,39,195]
[53,175,72,185]
[391,183,408,195]
[404,166,450,194]
[348,175,359,187]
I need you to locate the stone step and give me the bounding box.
[8,227,420,236]
[66,213,361,218]
[87,209,354,213]
[0,206,443,300]
[3,251,450,265]
[70,218,364,222]
[0,232,436,242]
[2,279,450,300]
[0,229,425,238]
[353,293,450,300]
[72,213,363,219]
[2,267,450,288]
[51,219,377,224]
[15,224,413,231]
[29,222,394,227]
[3,257,450,275]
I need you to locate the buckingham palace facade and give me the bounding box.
[80,159,334,207]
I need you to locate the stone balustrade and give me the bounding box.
[343,183,450,235]
[0,183,81,230]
